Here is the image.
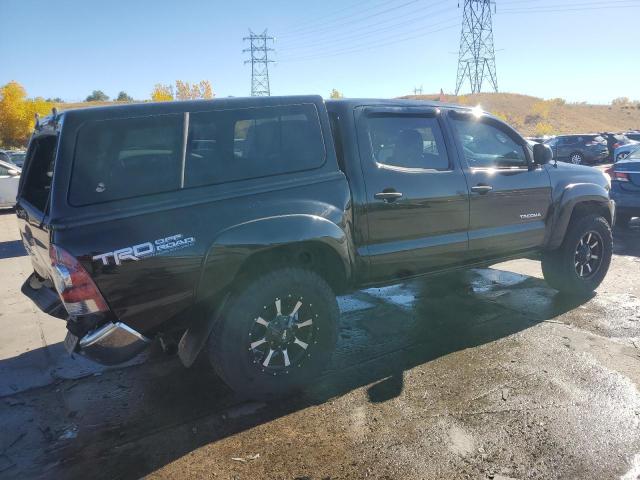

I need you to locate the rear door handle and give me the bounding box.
[471,185,493,194]
[374,191,403,202]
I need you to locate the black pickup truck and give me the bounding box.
[16,96,614,397]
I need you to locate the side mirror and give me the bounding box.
[7,169,20,177]
[533,143,553,165]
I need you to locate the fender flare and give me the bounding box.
[544,183,613,250]
[179,214,352,367]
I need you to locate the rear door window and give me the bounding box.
[184,104,325,188]
[70,114,183,206]
[365,115,450,170]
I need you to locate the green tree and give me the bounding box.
[85,90,109,102]
[116,91,133,102]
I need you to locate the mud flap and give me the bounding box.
[178,294,229,368]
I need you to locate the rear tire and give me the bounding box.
[569,152,584,165]
[207,268,338,399]
[542,214,612,296]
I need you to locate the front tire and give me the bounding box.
[542,214,612,296]
[207,268,338,399]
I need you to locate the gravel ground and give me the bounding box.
[1,211,639,480]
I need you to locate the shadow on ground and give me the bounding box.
[0,269,591,480]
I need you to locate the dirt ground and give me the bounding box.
[1,212,640,480]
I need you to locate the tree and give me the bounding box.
[0,81,52,147]
[329,89,343,99]
[175,80,214,100]
[151,84,174,102]
[45,97,64,102]
[116,91,133,102]
[151,81,214,101]
[85,90,110,102]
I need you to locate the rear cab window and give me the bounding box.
[68,103,326,205]
[70,114,183,206]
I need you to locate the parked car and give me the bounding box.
[607,148,640,227]
[8,151,26,168]
[625,132,640,142]
[613,142,640,162]
[16,97,614,398]
[544,134,609,165]
[0,159,21,208]
[604,133,638,160]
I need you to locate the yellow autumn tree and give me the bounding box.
[0,81,52,147]
[175,80,214,100]
[151,84,174,102]
[329,89,344,99]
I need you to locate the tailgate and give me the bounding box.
[15,133,59,279]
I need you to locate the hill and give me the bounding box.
[53,93,640,138]
[400,92,640,137]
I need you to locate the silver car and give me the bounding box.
[0,159,21,208]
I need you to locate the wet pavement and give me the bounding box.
[1,212,640,479]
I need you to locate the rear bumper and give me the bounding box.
[21,273,151,365]
[71,322,151,365]
[611,186,640,212]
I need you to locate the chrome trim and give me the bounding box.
[79,322,150,365]
[180,112,189,188]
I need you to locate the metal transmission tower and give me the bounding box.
[243,30,275,96]
[454,0,499,95]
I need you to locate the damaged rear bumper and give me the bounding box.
[22,273,151,365]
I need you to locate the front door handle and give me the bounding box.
[471,184,493,195]
[374,191,403,203]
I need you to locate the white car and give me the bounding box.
[0,159,21,208]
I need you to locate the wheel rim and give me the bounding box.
[570,154,582,164]
[574,231,604,279]
[248,295,319,375]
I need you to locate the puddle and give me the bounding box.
[471,268,529,293]
[362,284,417,309]
[337,296,376,313]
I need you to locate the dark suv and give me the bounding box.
[16,96,614,398]
[544,134,609,165]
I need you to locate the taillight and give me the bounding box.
[613,142,622,149]
[49,244,108,315]
[610,170,630,182]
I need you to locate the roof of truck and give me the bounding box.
[55,95,473,117]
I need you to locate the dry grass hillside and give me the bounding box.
[401,92,640,137]
[52,93,640,138]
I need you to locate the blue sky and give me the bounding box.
[1,0,638,103]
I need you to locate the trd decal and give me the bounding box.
[93,234,196,266]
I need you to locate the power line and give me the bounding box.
[277,0,450,46]
[277,3,453,53]
[455,0,499,95]
[278,21,459,63]
[243,30,275,96]
[500,3,640,13]
[278,0,395,37]
[277,0,423,40]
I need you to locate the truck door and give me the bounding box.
[355,107,470,283]
[447,111,552,259]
